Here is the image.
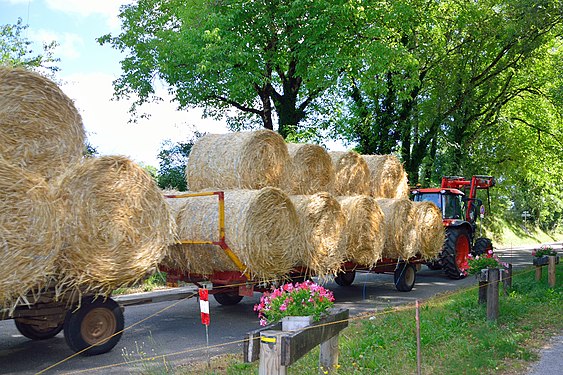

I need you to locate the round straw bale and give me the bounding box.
[168,188,300,279]
[329,151,370,196]
[54,156,176,296]
[411,201,445,259]
[0,157,61,311]
[337,196,385,267]
[0,67,85,180]
[376,198,416,259]
[289,193,347,276]
[186,130,289,191]
[283,143,335,194]
[363,155,409,199]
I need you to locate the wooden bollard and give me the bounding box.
[548,256,557,287]
[535,265,542,281]
[502,264,513,295]
[486,268,500,321]
[319,335,339,374]
[478,281,488,304]
[259,331,287,375]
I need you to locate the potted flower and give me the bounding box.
[254,280,335,331]
[467,250,508,280]
[532,245,559,266]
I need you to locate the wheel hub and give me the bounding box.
[80,307,117,345]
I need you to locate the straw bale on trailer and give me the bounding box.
[363,155,409,199]
[411,201,445,259]
[54,156,176,296]
[168,188,300,279]
[0,67,85,180]
[186,130,289,191]
[329,151,370,196]
[289,193,347,276]
[283,143,335,194]
[376,198,416,259]
[337,196,385,267]
[0,157,61,311]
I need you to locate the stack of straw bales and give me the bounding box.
[166,188,300,279]
[338,196,385,267]
[53,156,176,296]
[363,155,410,199]
[329,151,370,195]
[0,67,85,181]
[411,201,446,259]
[289,193,347,276]
[283,143,334,194]
[186,130,289,190]
[0,157,61,310]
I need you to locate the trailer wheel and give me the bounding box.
[213,292,243,305]
[394,263,416,292]
[15,319,64,340]
[64,297,124,356]
[472,237,493,257]
[334,271,355,286]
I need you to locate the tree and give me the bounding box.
[1,18,59,74]
[98,0,371,137]
[156,138,197,191]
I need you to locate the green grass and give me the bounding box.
[177,264,562,375]
[483,218,563,248]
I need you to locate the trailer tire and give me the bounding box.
[213,292,243,305]
[394,263,416,292]
[334,271,356,286]
[64,297,124,356]
[473,237,493,257]
[442,227,471,280]
[15,319,64,340]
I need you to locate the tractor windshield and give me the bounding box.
[413,192,463,219]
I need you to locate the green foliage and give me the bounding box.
[467,254,506,275]
[156,138,196,191]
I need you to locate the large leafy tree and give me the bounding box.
[156,138,197,191]
[99,0,370,137]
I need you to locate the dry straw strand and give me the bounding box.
[329,151,370,196]
[363,155,410,199]
[54,156,176,297]
[168,188,300,279]
[0,67,85,180]
[290,192,347,277]
[376,198,416,259]
[337,195,385,267]
[411,201,445,259]
[283,143,335,194]
[186,130,289,191]
[0,157,61,311]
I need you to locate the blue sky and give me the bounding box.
[1,0,228,167]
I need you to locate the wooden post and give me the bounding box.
[259,331,287,375]
[486,268,499,321]
[548,256,556,288]
[478,281,488,304]
[319,335,339,374]
[502,264,513,295]
[535,265,542,281]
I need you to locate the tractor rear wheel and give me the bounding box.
[473,237,493,257]
[442,227,471,280]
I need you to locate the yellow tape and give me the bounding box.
[261,336,277,343]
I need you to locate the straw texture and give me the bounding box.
[411,201,445,259]
[376,198,416,259]
[329,151,370,196]
[290,193,347,276]
[363,155,409,199]
[337,196,385,267]
[0,67,85,180]
[0,157,61,311]
[186,130,289,191]
[168,188,300,279]
[283,143,334,194]
[54,156,176,296]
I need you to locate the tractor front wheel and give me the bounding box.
[473,237,493,257]
[442,227,471,280]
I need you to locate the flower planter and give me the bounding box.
[281,315,314,331]
[533,255,559,266]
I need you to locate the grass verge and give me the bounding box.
[175,264,561,375]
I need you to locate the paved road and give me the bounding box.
[0,242,559,375]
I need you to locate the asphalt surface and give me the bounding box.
[0,242,560,375]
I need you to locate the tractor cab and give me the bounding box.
[411,188,465,221]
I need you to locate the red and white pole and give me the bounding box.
[199,288,210,326]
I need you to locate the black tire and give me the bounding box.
[63,297,124,356]
[394,263,416,292]
[334,271,356,287]
[426,260,442,270]
[473,237,493,257]
[213,292,243,305]
[15,319,64,340]
[442,227,471,280]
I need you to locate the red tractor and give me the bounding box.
[411,175,495,279]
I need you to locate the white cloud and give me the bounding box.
[60,72,227,166]
[44,0,134,30]
[28,29,84,59]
